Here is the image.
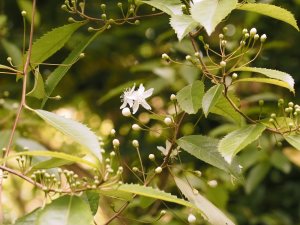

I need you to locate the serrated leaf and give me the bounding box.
[24,23,83,70]
[210,94,243,125]
[175,177,235,225]
[142,0,183,16]
[218,124,266,163]
[1,39,23,67]
[2,151,98,169]
[245,162,270,194]
[26,68,46,99]
[233,77,294,93]
[237,3,299,31]
[170,15,199,41]
[117,184,196,210]
[177,135,243,181]
[232,67,294,93]
[34,109,102,161]
[190,0,237,35]
[43,31,102,107]
[36,195,93,225]
[177,80,204,114]
[284,134,300,151]
[202,84,224,117]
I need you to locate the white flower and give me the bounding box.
[120,84,154,114]
[157,140,180,159]
[187,214,196,223]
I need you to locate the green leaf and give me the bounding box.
[190,0,237,35]
[24,23,83,70]
[210,94,243,125]
[232,67,294,93]
[202,84,224,117]
[142,0,183,16]
[36,195,93,225]
[117,184,196,210]
[233,77,294,93]
[1,39,23,67]
[237,3,299,31]
[271,151,291,174]
[26,68,46,99]
[177,135,243,181]
[85,191,100,215]
[218,124,266,163]
[43,31,102,107]
[174,177,235,225]
[169,15,199,41]
[245,162,271,194]
[17,0,41,27]
[177,80,204,114]
[34,110,102,161]
[32,158,74,170]
[284,134,300,150]
[15,208,41,225]
[3,151,98,169]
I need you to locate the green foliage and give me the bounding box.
[17,0,41,27]
[176,80,204,114]
[169,15,199,41]
[190,0,237,35]
[202,84,224,117]
[34,110,102,162]
[284,134,300,151]
[142,0,183,16]
[218,124,266,163]
[35,196,93,225]
[177,135,242,181]
[26,68,46,99]
[238,3,299,31]
[175,177,235,225]
[1,39,23,67]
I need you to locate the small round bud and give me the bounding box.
[117,2,122,8]
[105,158,110,163]
[122,107,131,117]
[132,140,139,148]
[242,28,248,34]
[112,139,120,147]
[260,34,267,42]
[61,4,67,10]
[21,11,27,17]
[194,52,200,57]
[110,151,116,157]
[88,27,94,32]
[110,129,116,135]
[232,73,238,80]
[240,40,246,46]
[288,122,294,128]
[134,20,140,25]
[170,94,176,101]
[68,17,76,23]
[207,180,218,187]
[204,44,209,50]
[223,26,228,33]
[164,117,172,125]
[101,14,107,20]
[162,53,170,61]
[148,154,155,161]
[219,34,224,39]
[101,4,106,10]
[288,102,294,108]
[220,61,226,67]
[254,34,259,41]
[269,118,274,123]
[271,113,276,118]
[185,55,192,61]
[181,4,187,11]
[160,210,166,215]
[129,8,134,14]
[193,188,199,195]
[79,53,85,58]
[221,40,227,46]
[155,167,162,174]
[132,124,141,131]
[7,57,12,62]
[188,214,196,224]
[132,167,139,172]
[259,100,264,106]
[244,33,249,39]
[194,170,202,177]
[250,28,257,36]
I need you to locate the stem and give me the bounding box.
[0,0,36,222]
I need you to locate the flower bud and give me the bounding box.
[188,214,196,224]
[244,33,249,39]
[164,117,172,125]
[148,154,155,161]
[271,113,276,118]
[242,28,248,34]
[170,94,176,101]
[155,166,162,174]
[162,53,170,61]
[112,139,120,147]
[254,34,259,41]
[132,140,139,147]
[260,34,267,42]
[207,180,218,187]
[232,73,238,80]
[250,28,257,36]
[219,34,224,39]
[220,61,226,67]
[160,210,166,215]
[259,100,264,106]
[117,2,122,8]
[122,107,131,117]
[132,167,139,172]
[21,11,27,16]
[132,124,141,131]
[110,129,116,135]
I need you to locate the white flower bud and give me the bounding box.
[219,34,224,39]
[170,94,177,101]
[132,140,139,147]
[242,28,248,34]
[260,34,267,42]
[148,154,155,161]
[220,61,226,67]
[110,129,116,135]
[164,117,172,125]
[122,107,131,117]
[188,214,196,223]
[160,210,166,215]
[110,151,116,157]
[254,34,259,41]
[250,28,257,36]
[21,11,27,16]
[232,73,238,79]
[132,124,141,131]
[155,166,162,174]
[207,180,218,187]
[162,53,170,61]
[112,139,120,147]
[132,167,139,172]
